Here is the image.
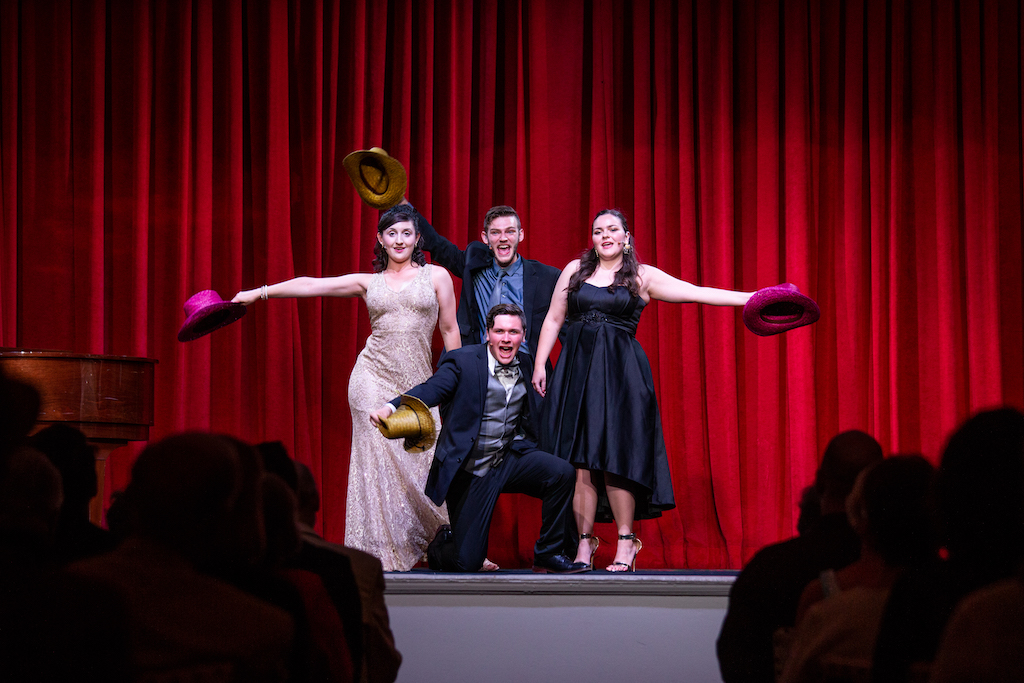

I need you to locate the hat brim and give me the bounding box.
[177,301,247,342]
[743,284,820,336]
[343,148,408,210]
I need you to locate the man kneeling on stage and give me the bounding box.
[371,303,588,574]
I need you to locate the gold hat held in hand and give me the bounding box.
[377,395,436,453]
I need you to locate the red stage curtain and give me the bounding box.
[1,0,1022,569]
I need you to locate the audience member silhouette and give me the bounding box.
[0,443,60,649]
[29,424,116,563]
[2,372,125,681]
[262,472,354,682]
[208,435,324,683]
[717,430,884,683]
[294,458,403,683]
[0,443,131,682]
[871,407,1024,682]
[780,456,937,683]
[795,455,937,621]
[929,565,1024,683]
[257,440,300,490]
[0,367,41,463]
[66,432,296,681]
[0,444,63,585]
[256,440,376,682]
[795,485,821,537]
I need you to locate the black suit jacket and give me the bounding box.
[415,211,561,355]
[391,345,543,507]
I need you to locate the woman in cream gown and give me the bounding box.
[235,205,457,570]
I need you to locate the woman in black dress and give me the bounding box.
[532,209,753,571]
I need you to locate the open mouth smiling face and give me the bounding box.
[483,216,523,268]
[486,314,525,365]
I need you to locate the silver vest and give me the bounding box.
[463,371,528,476]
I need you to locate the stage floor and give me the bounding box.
[384,570,736,683]
[386,567,737,595]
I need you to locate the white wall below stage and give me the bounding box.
[384,572,733,683]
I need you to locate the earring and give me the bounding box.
[623,243,633,254]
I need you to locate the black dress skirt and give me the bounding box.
[543,283,676,521]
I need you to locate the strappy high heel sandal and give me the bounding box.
[578,533,600,570]
[606,533,642,572]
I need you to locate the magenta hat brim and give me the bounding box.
[178,291,247,342]
[743,283,820,336]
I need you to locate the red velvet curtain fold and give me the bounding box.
[1,0,1021,569]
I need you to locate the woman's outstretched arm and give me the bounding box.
[233,273,374,305]
[641,265,753,306]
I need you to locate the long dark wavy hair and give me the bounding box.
[567,208,640,296]
[372,205,427,273]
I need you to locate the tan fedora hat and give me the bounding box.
[343,147,407,210]
[377,395,436,453]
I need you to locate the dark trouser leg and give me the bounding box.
[443,469,504,572]
[501,446,577,559]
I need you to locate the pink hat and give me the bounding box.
[743,283,820,336]
[177,290,247,342]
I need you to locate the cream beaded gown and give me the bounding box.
[344,264,448,571]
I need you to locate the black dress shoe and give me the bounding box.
[427,524,453,570]
[532,553,590,574]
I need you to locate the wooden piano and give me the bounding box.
[0,349,157,524]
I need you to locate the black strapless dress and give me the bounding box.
[543,283,676,521]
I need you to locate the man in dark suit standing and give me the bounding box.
[370,304,586,574]
[414,206,560,358]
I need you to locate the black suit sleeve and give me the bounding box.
[414,209,468,276]
[403,353,464,409]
